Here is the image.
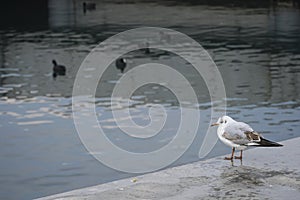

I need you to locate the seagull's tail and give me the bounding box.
[256,138,283,147]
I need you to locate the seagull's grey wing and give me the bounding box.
[223,121,257,145]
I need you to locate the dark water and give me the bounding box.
[0,0,300,199]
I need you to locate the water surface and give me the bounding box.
[0,0,300,199]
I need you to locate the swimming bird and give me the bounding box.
[52,60,66,78]
[115,58,127,73]
[211,116,282,160]
[83,2,96,14]
[144,42,150,54]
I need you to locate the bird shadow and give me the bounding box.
[221,164,295,187]
[207,164,298,199]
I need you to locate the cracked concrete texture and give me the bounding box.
[38,137,300,200]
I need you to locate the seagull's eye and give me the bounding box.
[220,120,223,123]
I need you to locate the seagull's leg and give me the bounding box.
[225,147,235,160]
[234,150,243,160]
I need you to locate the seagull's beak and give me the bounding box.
[210,123,219,127]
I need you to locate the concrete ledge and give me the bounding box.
[38,137,300,200]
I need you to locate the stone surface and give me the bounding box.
[38,137,300,200]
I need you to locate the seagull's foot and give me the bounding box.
[234,156,242,160]
[224,157,233,160]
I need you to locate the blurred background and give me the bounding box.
[0,0,300,199]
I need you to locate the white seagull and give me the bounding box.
[211,116,283,160]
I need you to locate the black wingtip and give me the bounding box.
[258,138,283,147]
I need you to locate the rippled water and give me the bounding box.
[0,0,300,199]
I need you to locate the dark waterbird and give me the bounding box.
[83,2,96,14]
[115,58,127,73]
[145,42,150,54]
[52,60,66,78]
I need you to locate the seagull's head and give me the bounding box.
[211,115,234,127]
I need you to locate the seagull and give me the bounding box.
[211,116,283,160]
[115,58,127,73]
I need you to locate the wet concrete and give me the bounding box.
[38,137,300,200]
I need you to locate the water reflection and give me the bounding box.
[0,0,300,199]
